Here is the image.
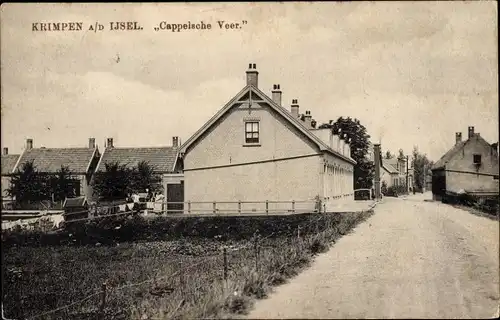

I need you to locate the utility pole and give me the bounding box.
[422,163,426,193]
[406,155,409,193]
[373,143,382,200]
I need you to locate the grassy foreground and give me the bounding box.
[2,210,373,319]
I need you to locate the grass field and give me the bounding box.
[2,210,373,319]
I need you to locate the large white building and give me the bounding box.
[177,63,356,213]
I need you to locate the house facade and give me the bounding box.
[380,159,399,188]
[13,138,101,201]
[431,126,499,201]
[178,63,356,213]
[1,147,21,205]
[94,137,182,207]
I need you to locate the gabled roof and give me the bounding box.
[1,154,20,175]
[96,147,178,173]
[15,148,97,174]
[432,134,495,170]
[381,162,398,174]
[178,85,356,165]
[380,158,399,174]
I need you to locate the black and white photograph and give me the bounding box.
[1,2,498,319]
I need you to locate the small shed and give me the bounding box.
[63,196,89,222]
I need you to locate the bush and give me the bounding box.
[385,186,398,197]
[381,182,388,196]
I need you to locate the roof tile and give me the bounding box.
[1,154,20,175]
[16,148,96,174]
[96,147,178,173]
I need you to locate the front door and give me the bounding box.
[166,181,184,214]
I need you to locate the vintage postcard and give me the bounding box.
[1,2,498,320]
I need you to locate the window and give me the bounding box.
[473,154,482,164]
[245,121,259,144]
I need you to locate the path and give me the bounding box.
[247,193,499,319]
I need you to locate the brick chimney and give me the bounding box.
[455,132,462,145]
[271,84,282,106]
[107,138,114,148]
[468,126,475,139]
[291,99,299,118]
[304,111,312,128]
[246,63,258,87]
[2,147,8,155]
[373,143,382,199]
[26,138,33,150]
[89,138,96,149]
[172,136,179,148]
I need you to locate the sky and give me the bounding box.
[1,2,498,161]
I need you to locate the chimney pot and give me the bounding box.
[2,147,8,155]
[26,139,33,150]
[107,138,114,148]
[246,63,259,87]
[271,84,282,106]
[172,136,179,148]
[455,132,462,145]
[304,110,312,129]
[291,99,299,118]
[89,138,96,149]
[468,126,475,139]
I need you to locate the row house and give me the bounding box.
[7,138,100,201]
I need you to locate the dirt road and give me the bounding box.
[247,193,499,319]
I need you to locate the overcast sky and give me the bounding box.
[1,2,498,160]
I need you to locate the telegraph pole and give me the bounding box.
[373,143,382,200]
[406,155,409,193]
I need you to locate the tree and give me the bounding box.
[411,146,434,192]
[398,149,405,159]
[130,161,163,195]
[6,160,49,204]
[385,151,393,159]
[381,180,388,195]
[50,165,76,202]
[92,161,133,201]
[321,117,374,189]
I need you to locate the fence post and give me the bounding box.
[213,202,216,214]
[292,200,295,213]
[265,200,269,214]
[98,282,107,320]
[254,236,259,272]
[238,201,241,214]
[188,201,191,214]
[297,225,300,240]
[223,247,228,284]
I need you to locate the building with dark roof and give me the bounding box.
[431,126,499,201]
[13,138,101,201]
[1,147,21,202]
[95,137,183,205]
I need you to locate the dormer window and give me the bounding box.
[473,154,482,164]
